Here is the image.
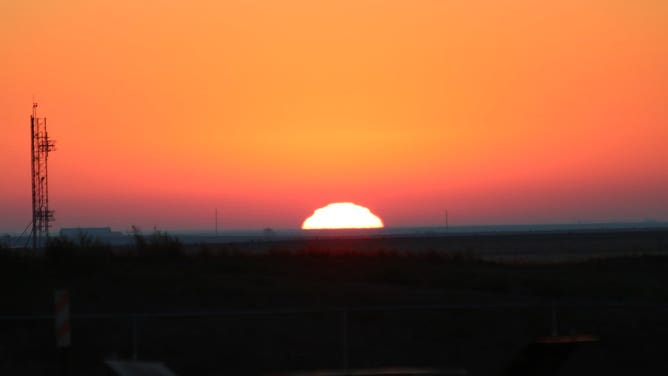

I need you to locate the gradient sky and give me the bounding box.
[1,0,667,232]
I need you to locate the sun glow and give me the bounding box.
[302,202,384,230]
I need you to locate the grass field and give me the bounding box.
[1,229,667,375]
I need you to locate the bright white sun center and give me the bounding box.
[302,202,384,230]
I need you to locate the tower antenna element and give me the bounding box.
[30,101,56,250]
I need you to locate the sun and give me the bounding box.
[302,202,384,230]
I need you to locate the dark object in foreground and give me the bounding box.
[105,360,179,376]
[271,367,467,375]
[502,334,598,376]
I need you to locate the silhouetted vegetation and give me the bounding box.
[0,243,18,262]
[0,235,9,249]
[131,226,183,259]
[45,233,112,271]
[2,231,668,375]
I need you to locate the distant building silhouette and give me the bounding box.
[59,227,124,240]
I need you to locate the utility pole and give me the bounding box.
[215,208,218,236]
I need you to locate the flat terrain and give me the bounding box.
[1,229,667,375]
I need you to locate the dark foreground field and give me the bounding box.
[1,229,668,375]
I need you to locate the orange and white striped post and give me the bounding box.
[54,290,71,348]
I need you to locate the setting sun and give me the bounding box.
[302,202,384,230]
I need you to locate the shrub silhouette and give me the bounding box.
[131,226,183,259]
[45,233,111,270]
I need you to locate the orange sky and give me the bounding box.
[1,0,667,232]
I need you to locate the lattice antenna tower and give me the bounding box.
[30,101,56,250]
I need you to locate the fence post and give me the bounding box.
[54,290,71,376]
[132,315,138,360]
[341,310,348,370]
[551,300,558,337]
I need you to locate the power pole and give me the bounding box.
[215,208,218,236]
